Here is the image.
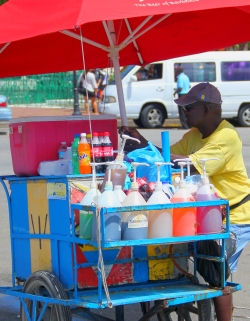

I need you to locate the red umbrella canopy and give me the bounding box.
[0,0,250,77]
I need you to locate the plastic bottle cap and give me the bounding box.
[155,182,163,191]
[74,134,80,138]
[92,132,98,136]
[115,153,124,163]
[105,181,113,190]
[80,133,86,137]
[104,132,109,136]
[131,181,139,190]
[61,142,66,144]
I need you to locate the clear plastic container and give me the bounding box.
[101,134,140,192]
[194,158,222,234]
[80,164,101,239]
[113,185,126,203]
[38,160,69,176]
[147,162,173,238]
[92,167,122,242]
[63,147,71,159]
[171,161,196,236]
[121,162,149,240]
[58,142,67,159]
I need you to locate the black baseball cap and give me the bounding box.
[174,82,223,106]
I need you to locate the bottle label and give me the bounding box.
[58,151,65,159]
[79,153,90,165]
[128,213,148,228]
[91,146,102,157]
[102,146,113,157]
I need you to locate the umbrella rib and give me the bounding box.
[121,15,153,47]
[60,30,110,52]
[102,20,115,47]
[124,13,172,48]
[124,18,144,65]
[0,42,10,54]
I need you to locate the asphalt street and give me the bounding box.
[0,118,250,320]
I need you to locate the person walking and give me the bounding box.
[78,69,99,114]
[173,66,190,129]
[96,69,108,100]
[119,82,250,321]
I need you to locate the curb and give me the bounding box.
[0,122,9,129]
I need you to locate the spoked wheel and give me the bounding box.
[159,299,215,321]
[21,270,72,321]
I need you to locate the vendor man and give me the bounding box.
[119,82,250,321]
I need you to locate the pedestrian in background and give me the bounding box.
[174,66,190,129]
[78,69,99,114]
[96,69,108,100]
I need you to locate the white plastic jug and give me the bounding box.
[147,162,173,238]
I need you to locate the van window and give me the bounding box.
[134,63,163,81]
[174,62,216,82]
[221,61,250,81]
[109,65,135,84]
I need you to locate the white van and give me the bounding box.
[99,51,250,128]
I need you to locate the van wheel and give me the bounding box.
[133,119,143,127]
[238,105,250,126]
[140,104,166,128]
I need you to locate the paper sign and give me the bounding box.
[47,183,66,199]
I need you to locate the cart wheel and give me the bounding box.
[159,299,215,321]
[20,270,72,321]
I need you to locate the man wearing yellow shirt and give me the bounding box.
[119,82,250,321]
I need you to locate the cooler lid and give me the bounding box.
[9,115,117,124]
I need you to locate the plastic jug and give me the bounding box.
[162,182,175,199]
[79,163,102,239]
[147,162,173,238]
[174,158,198,196]
[121,162,149,240]
[101,134,140,192]
[113,185,126,203]
[195,158,222,234]
[92,165,122,242]
[171,161,197,236]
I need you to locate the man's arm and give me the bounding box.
[173,87,182,97]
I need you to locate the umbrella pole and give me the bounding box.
[109,51,128,127]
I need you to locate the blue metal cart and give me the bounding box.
[0,175,241,321]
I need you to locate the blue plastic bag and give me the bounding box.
[127,142,170,182]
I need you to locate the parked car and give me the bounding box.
[0,94,12,121]
[99,51,250,128]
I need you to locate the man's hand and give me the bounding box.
[118,126,148,152]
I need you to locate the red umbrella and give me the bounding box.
[1,0,250,124]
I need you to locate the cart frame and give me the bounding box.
[0,175,241,321]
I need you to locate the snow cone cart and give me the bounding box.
[0,116,241,321]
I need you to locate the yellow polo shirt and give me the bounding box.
[171,120,250,224]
